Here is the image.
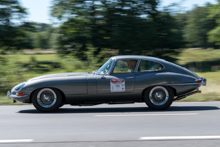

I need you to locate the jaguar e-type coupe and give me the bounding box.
[7,55,206,112]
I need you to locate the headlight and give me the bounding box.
[12,82,26,92]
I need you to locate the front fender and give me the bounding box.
[22,75,88,96]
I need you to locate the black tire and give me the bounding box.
[59,103,64,108]
[144,86,174,110]
[32,88,62,112]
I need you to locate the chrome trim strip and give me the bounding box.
[110,58,166,74]
[11,82,26,93]
[110,58,139,74]
[166,83,202,86]
[136,58,165,73]
[135,59,141,73]
[109,58,116,74]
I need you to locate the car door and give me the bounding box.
[96,59,138,101]
[97,73,136,94]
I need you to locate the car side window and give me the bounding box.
[112,59,138,74]
[139,60,163,72]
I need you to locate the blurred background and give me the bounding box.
[0,0,220,104]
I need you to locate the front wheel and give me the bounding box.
[32,88,62,112]
[144,86,174,110]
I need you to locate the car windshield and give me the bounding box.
[97,59,113,74]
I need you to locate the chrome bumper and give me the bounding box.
[7,91,29,99]
[201,78,207,86]
[7,91,11,99]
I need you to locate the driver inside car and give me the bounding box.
[127,60,137,72]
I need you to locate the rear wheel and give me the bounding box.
[32,88,62,112]
[144,86,174,110]
[59,103,64,108]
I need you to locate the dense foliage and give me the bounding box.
[183,4,217,48]
[1,0,220,57]
[0,0,35,50]
[28,23,58,49]
[51,0,185,61]
[208,0,220,45]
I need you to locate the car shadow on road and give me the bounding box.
[18,106,219,114]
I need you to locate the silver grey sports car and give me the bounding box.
[7,55,206,112]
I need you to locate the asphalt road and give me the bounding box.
[0,102,220,147]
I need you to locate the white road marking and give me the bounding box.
[94,113,198,117]
[139,136,220,140]
[0,139,34,143]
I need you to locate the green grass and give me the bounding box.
[180,92,220,102]
[176,48,220,65]
[180,70,220,101]
[0,95,12,105]
[0,95,31,105]
[171,48,220,101]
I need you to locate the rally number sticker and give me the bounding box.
[110,78,125,92]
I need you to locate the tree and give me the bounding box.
[183,4,217,48]
[51,0,184,61]
[25,23,59,49]
[31,23,53,49]
[208,0,220,45]
[0,0,34,50]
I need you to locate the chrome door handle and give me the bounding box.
[127,77,134,79]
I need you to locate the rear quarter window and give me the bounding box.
[139,60,164,72]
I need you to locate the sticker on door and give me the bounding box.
[110,78,125,92]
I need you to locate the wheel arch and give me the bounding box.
[141,85,177,102]
[29,87,66,103]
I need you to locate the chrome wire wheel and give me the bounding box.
[37,88,57,108]
[144,86,174,110]
[149,86,169,106]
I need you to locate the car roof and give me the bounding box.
[111,55,166,62]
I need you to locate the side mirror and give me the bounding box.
[101,72,105,79]
[92,70,97,75]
